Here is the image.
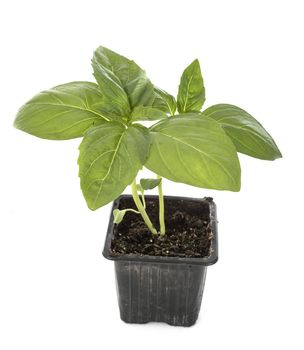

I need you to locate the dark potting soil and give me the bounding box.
[111,196,214,258]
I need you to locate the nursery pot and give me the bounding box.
[103,195,218,327]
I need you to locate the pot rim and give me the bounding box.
[102,194,218,266]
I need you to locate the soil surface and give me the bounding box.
[111,196,214,258]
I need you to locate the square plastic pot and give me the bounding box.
[103,195,218,327]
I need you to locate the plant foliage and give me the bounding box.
[14,46,282,234]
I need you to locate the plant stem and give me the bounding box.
[140,190,146,209]
[157,175,166,235]
[126,209,140,214]
[131,180,158,235]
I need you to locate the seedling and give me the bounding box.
[14,46,282,235]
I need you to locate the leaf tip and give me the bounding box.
[13,117,19,129]
[274,147,283,160]
[13,108,24,130]
[228,168,241,192]
[233,181,241,192]
[87,200,98,211]
[190,59,201,70]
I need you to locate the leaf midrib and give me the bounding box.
[183,75,194,112]
[92,130,125,208]
[27,102,110,122]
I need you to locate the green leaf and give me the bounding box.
[78,122,150,210]
[130,87,177,121]
[14,82,111,140]
[93,46,155,108]
[113,209,127,224]
[92,59,130,117]
[153,87,177,115]
[136,184,143,192]
[145,113,241,191]
[113,208,139,224]
[177,59,205,113]
[130,105,167,122]
[140,178,161,190]
[202,104,282,160]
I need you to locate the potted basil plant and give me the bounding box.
[14,46,282,327]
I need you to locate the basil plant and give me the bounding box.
[14,46,282,235]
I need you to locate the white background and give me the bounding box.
[0,0,303,349]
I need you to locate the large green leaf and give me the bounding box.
[130,87,176,121]
[78,122,150,210]
[130,105,167,122]
[202,104,282,160]
[14,82,111,140]
[145,114,241,191]
[177,59,205,113]
[93,46,155,108]
[153,87,177,115]
[92,59,130,117]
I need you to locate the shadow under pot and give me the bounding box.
[103,195,218,327]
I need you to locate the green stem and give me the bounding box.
[126,208,140,214]
[157,175,166,235]
[140,190,146,209]
[131,180,158,235]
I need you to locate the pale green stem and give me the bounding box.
[140,190,146,209]
[131,180,158,235]
[157,175,166,235]
[126,208,140,214]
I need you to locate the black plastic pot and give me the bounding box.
[103,195,218,327]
